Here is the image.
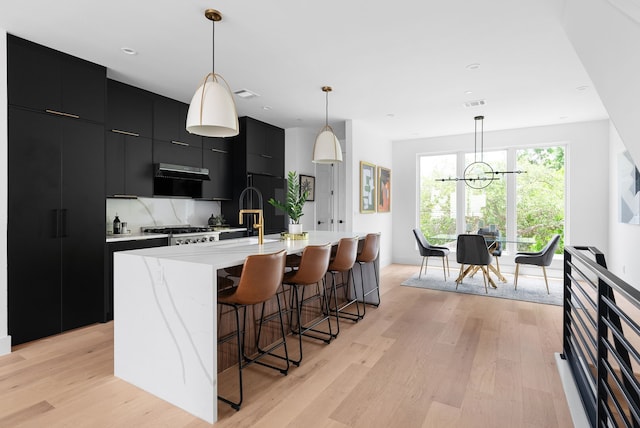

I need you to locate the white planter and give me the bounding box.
[288,223,303,235]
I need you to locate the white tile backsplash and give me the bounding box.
[106,197,221,233]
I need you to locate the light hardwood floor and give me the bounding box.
[0,264,572,427]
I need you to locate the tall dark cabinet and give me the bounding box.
[7,35,106,345]
[222,117,287,234]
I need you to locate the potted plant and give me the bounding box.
[268,171,309,234]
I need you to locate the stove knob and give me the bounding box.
[200,237,208,243]
[175,239,183,245]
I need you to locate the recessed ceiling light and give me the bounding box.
[576,85,589,91]
[233,88,260,99]
[466,63,480,70]
[559,116,568,120]
[121,47,137,55]
[465,90,473,95]
[262,105,272,111]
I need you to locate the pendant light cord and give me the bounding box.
[325,90,329,127]
[211,18,215,74]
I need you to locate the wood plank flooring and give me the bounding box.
[0,264,573,427]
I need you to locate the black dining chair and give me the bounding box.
[412,228,450,280]
[478,227,503,278]
[514,234,561,294]
[456,234,493,293]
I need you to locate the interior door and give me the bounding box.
[315,162,344,232]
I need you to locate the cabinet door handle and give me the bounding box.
[111,129,140,137]
[171,140,189,147]
[210,148,228,154]
[45,109,80,119]
[260,154,273,159]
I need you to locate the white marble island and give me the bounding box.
[113,231,371,424]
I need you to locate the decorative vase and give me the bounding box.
[289,223,303,235]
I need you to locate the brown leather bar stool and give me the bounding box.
[281,243,332,366]
[217,249,289,411]
[327,237,361,336]
[355,233,381,317]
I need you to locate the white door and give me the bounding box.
[314,164,334,231]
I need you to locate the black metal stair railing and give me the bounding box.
[563,246,640,428]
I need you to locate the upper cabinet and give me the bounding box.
[242,117,285,177]
[107,80,153,138]
[202,137,232,200]
[7,35,106,123]
[153,96,202,148]
[105,80,154,197]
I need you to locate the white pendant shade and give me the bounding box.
[312,126,343,163]
[186,75,239,137]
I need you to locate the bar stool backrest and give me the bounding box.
[329,237,358,272]
[357,233,380,263]
[232,250,286,305]
[289,244,331,285]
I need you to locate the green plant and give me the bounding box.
[268,171,309,224]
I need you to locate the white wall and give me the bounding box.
[346,120,393,267]
[560,0,640,166]
[392,120,610,269]
[284,127,317,232]
[608,123,640,283]
[0,28,9,355]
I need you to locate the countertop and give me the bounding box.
[118,231,365,269]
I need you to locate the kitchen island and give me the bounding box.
[113,231,376,424]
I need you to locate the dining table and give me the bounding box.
[430,233,536,286]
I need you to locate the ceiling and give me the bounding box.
[0,0,608,141]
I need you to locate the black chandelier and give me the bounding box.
[436,115,526,189]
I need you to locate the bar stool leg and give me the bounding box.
[358,260,381,313]
[217,304,244,411]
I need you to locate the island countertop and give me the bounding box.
[113,230,371,424]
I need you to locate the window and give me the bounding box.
[419,146,565,253]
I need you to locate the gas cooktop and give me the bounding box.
[143,226,214,234]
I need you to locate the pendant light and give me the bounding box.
[435,116,525,189]
[186,9,239,137]
[312,86,343,163]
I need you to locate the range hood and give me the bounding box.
[154,163,210,181]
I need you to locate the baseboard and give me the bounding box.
[0,334,11,356]
[555,353,590,428]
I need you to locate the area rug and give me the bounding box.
[401,271,563,306]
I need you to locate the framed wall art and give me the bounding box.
[377,166,391,212]
[300,174,315,201]
[360,161,376,213]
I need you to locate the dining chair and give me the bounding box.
[478,227,504,279]
[514,234,561,294]
[412,228,450,280]
[217,249,288,410]
[456,234,493,293]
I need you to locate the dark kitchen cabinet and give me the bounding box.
[153,96,202,147]
[153,140,203,168]
[7,34,106,123]
[222,117,286,234]
[202,137,232,200]
[104,237,168,321]
[244,117,285,176]
[107,80,153,138]
[106,132,153,197]
[8,107,105,344]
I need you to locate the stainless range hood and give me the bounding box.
[154,163,210,181]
